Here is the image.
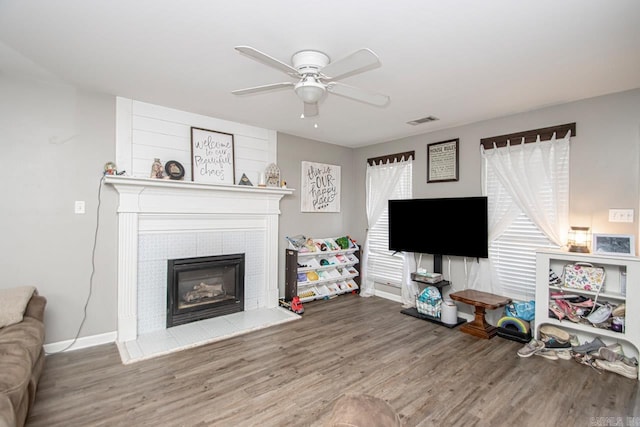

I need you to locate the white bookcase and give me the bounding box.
[284,237,360,302]
[535,248,640,378]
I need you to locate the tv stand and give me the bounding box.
[433,254,443,273]
[401,255,466,328]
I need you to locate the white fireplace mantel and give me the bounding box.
[104,175,294,342]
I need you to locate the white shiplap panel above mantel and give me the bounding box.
[116,97,278,185]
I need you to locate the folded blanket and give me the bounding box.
[0,286,36,328]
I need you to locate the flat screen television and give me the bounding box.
[388,196,489,267]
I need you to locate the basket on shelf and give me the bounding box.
[416,286,442,318]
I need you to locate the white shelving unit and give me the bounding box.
[285,237,360,303]
[535,248,640,379]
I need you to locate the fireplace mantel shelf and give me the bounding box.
[104,175,295,196]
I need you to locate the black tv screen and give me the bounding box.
[388,196,489,259]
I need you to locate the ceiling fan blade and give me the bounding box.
[303,102,319,118]
[326,82,390,107]
[232,82,294,95]
[320,48,381,81]
[235,46,298,76]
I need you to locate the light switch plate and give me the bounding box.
[74,200,86,214]
[609,208,633,223]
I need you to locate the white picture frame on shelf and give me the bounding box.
[592,234,635,256]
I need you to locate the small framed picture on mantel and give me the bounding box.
[427,138,459,183]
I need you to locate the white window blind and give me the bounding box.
[489,213,559,300]
[366,162,412,287]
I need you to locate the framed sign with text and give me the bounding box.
[190,127,235,185]
[301,161,341,212]
[427,138,459,183]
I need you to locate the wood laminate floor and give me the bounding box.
[27,295,640,427]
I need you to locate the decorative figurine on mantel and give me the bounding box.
[265,163,281,187]
[238,173,253,186]
[150,158,164,179]
[104,161,117,175]
[164,160,185,180]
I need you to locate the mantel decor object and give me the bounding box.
[265,163,281,188]
[104,161,117,175]
[164,160,185,180]
[238,173,253,186]
[190,127,235,185]
[151,158,164,179]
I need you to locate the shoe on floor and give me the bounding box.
[595,359,638,379]
[543,337,571,348]
[556,349,572,360]
[536,349,558,360]
[597,344,623,362]
[518,339,545,358]
[540,325,571,342]
[598,345,638,367]
[572,337,606,354]
[569,334,580,347]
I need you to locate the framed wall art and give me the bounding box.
[190,127,235,184]
[427,138,459,183]
[592,234,635,256]
[301,161,341,212]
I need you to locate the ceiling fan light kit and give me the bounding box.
[294,77,326,103]
[232,45,390,117]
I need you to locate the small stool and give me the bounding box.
[449,289,512,339]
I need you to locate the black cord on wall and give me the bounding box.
[46,174,104,355]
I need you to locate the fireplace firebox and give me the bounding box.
[167,254,245,327]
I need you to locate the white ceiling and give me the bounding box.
[1,0,639,148]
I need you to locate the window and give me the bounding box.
[365,160,412,287]
[483,128,570,301]
[489,213,559,300]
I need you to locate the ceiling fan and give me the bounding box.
[232,46,390,118]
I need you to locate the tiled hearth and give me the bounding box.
[105,176,297,363]
[121,307,298,364]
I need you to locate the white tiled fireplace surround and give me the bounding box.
[105,176,298,364]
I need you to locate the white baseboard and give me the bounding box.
[373,289,402,303]
[44,331,117,355]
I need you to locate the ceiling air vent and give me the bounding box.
[407,116,439,126]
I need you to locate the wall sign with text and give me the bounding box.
[427,138,459,183]
[301,161,341,212]
[190,127,235,185]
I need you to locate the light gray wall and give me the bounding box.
[276,133,357,295]
[1,73,118,343]
[4,70,638,344]
[353,88,640,295]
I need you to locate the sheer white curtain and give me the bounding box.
[469,131,570,295]
[400,252,418,307]
[360,157,413,297]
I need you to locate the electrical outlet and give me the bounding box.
[74,200,86,214]
[609,208,634,223]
